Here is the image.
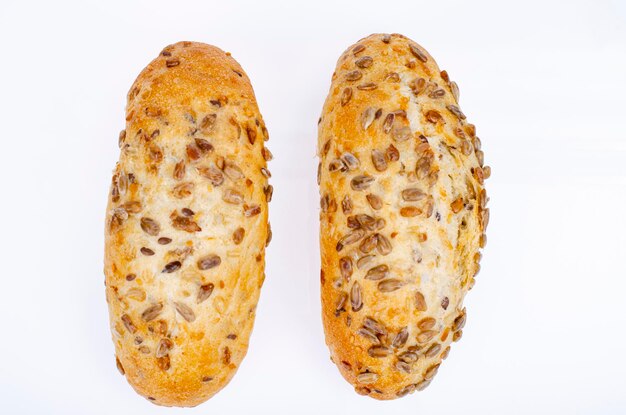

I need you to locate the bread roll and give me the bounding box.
[104,41,272,406]
[318,33,489,399]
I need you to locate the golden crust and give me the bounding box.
[104,41,271,407]
[318,33,489,400]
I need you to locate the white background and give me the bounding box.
[0,0,625,413]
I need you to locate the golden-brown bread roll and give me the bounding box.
[104,41,272,407]
[318,33,489,399]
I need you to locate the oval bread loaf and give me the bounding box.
[318,33,489,399]
[105,41,272,407]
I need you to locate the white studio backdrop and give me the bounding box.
[0,0,625,414]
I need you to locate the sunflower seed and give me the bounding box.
[396,384,416,397]
[350,282,363,312]
[447,104,466,120]
[156,338,173,358]
[409,77,426,95]
[382,34,391,43]
[139,217,160,236]
[197,166,224,186]
[141,304,163,322]
[328,159,346,172]
[351,175,374,190]
[335,292,348,312]
[171,214,201,232]
[197,254,221,270]
[354,214,377,230]
[357,327,380,344]
[398,352,418,363]
[376,234,392,255]
[425,110,443,123]
[172,182,194,199]
[418,317,436,331]
[365,264,388,280]
[232,227,245,244]
[357,82,377,91]
[392,126,411,142]
[357,255,375,269]
[366,194,382,210]
[378,279,404,292]
[120,201,141,214]
[371,149,387,171]
[414,291,428,311]
[393,327,409,348]
[357,372,379,384]
[368,346,391,358]
[197,283,214,303]
[450,197,464,213]
[173,160,186,180]
[355,56,373,68]
[395,361,412,375]
[339,257,353,281]
[244,204,261,217]
[341,152,359,170]
[384,145,399,163]
[399,206,421,217]
[222,189,243,204]
[264,184,273,202]
[345,70,362,81]
[359,234,378,254]
[162,261,181,273]
[140,247,154,256]
[441,297,450,310]
[341,195,353,214]
[483,165,491,179]
[453,311,467,331]
[409,44,428,62]
[382,113,394,134]
[417,330,437,343]
[361,107,377,130]
[363,317,386,335]
[121,314,136,334]
[401,188,426,202]
[429,88,446,98]
[336,229,366,251]
[424,364,440,380]
[157,355,171,371]
[352,44,366,55]
[425,343,441,358]
[223,162,244,181]
[195,138,214,154]
[340,87,352,106]
[174,302,196,322]
[385,72,400,82]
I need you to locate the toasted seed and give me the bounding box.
[382,33,391,43]
[398,351,418,363]
[335,292,348,311]
[447,104,466,120]
[429,88,446,99]
[162,261,181,273]
[172,182,194,199]
[425,110,443,123]
[402,188,426,201]
[223,162,244,181]
[157,355,171,371]
[453,330,463,342]
[339,257,353,281]
[195,138,214,154]
[126,273,136,281]
[165,58,180,68]
[261,147,273,161]
[441,296,450,310]
[483,165,491,179]
[359,234,378,254]
[197,283,214,304]
[351,175,374,190]
[363,317,386,335]
[418,317,436,331]
[350,282,363,312]
[346,70,363,81]
[260,167,271,178]
[365,264,388,281]
[356,255,375,269]
[392,126,411,142]
[461,139,472,155]
[382,113,394,134]
[341,195,353,214]
[156,338,173,358]
[121,314,136,334]
[357,327,380,344]
[385,72,400,82]
[115,357,125,375]
[425,343,442,358]
[352,44,366,55]
[371,149,387,172]
[415,291,427,311]
[171,215,201,232]
[140,217,160,236]
[400,206,422,217]
[341,152,360,170]
[409,44,428,62]
[450,197,464,213]
[450,81,460,101]
[357,372,379,384]
[366,194,383,210]
[393,327,409,348]
[395,360,412,374]
[340,87,352,106]
[396,384,416,397]
[357,82,377,91]
[222,189,243,204]
[417,330,437,343]
[378,279,405,292]
[386,144,400,162]
[232,227,245,245]
[264,184,273,203]
[244,204,261,217]
[121,200,141,214]
[355,56,373,68]
[328,158,346,172]
[141,304,163,322]
[173,160,186,180]
[197,166,224,186]
[416,379,432,391]
[174,302,196,322]
[424,364,440,380]
[409,77,426,95]
[354,214,377,230]
[368,346,391,358]
[453,310,467,331]
[197,254,221,270]
[361,107,377,130]
[376,234,392,255]
[336,229,366,251]
[157,237,172,245]
[140,247,155,256]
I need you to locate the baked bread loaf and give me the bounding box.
[104,41,272,407]
[318,33,489,399]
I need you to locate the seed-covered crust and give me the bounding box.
[105,41,271,407]
[318,33,489,400]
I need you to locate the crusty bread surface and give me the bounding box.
[318,33,489,399]
[104,41,271,407]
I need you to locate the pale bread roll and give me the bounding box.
[104,41,272,406]
[318,33,489,399]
